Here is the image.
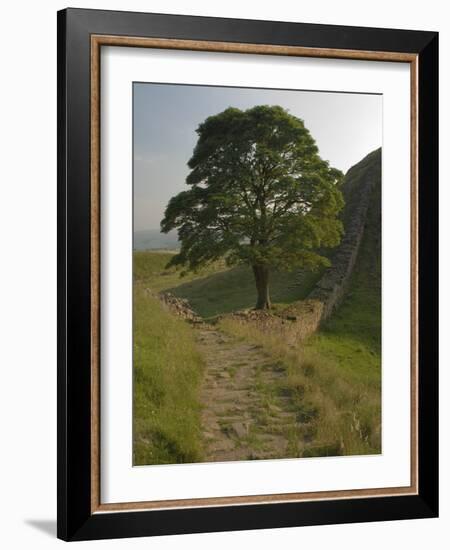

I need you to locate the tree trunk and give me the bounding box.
[252,265,271,309]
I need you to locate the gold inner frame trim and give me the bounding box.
[90,34,419,514]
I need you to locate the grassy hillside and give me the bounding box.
[315,149,382,355]
[133,284,205,465]
[134,251,324,318]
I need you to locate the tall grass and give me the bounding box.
[133,284,205,465]
[219,319,380,457]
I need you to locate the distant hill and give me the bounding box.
[134,229,179,251]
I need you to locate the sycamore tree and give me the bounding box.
[161,105,344,310]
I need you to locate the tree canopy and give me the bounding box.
[161,105,344,309]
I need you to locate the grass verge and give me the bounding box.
[219,318,380,457]
[133,283,205,465]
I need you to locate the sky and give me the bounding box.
[133,82,382,232]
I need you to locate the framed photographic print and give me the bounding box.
[57,8,438,541]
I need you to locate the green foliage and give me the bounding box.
[133,284,205,465]
[161,105,344,283]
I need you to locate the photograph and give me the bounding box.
[52,5,439,542]
[132,82,382,466]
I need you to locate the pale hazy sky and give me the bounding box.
[134,83,382,232]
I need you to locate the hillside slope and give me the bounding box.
[320,147,382,351]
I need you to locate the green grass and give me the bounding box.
[133,250,226,292]
[219,317,380,457]
[134,250,323,318]
[133,284,205,465]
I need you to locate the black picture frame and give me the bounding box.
[57,7,438,541]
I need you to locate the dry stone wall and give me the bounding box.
[223,300,324,345]
[309,149,380,320]
[145,288,202,323]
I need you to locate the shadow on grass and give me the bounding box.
[167,264,323,319]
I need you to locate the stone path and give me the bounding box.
[195,324,301,462]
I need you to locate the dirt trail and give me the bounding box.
[195,324,300,462]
